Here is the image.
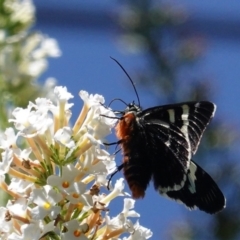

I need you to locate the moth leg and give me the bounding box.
[103,140,123,154]
[103,140,122,146]
[107,164,124,190]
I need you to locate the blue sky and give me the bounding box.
[33,1,240,238]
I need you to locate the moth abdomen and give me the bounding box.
[123,160,151,199]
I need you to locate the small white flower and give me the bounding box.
[124,220,153,240]
[0,127,18,150]
[79,90,105,107]
[43,77,57,100]
[66,182,93,209]
[101,178,130,204]
[105,212,123,231]
[39,221,59,239]
[40,221,57,238]
[95,148,116,175]
[61,220,89,240]
[0,148,13,174]
[29,97,54,113]
[7,198,29,220]
[83,105,117,140]
[28,59,47,77]
[105,212,134,234]
[98,105,117,127]
[47,164,79,192]
[122,198,140,218]
[54,127,75,148]
[0,207,13,233]
[9,105,53,137]
[95,174,111,188]
[54,86,74,103]
[10,106,33,131]
[8,223,41,240]
[8,178,34,197]
[30,185,62,220]
[33,37,61,58]
[77,146,110,177]
[14,147,32,160]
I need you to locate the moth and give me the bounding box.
[109,58,226,214]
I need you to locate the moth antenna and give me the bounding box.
[110,57,141,106]
[108,98,128,107]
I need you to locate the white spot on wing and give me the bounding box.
[181,104,189,121]
[168,109,175,123]
[212,103,217,116]
[188,161,197,193]
[180,104,191,167]
[146,120,170,128]
[181,105,189,136]
[159,121,170,128]
[165,140,171,147]
[195,102,201,108]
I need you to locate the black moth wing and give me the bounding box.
[141,118,190,191]
[163,160,226,214]
[139,101,216,155]
[137,101,216,192]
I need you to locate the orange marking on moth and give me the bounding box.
[116,112,136,159]
[116,112,136,140]
[129,183,145,199]
[116,112,146,199]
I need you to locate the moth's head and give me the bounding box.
[124,101,141,114]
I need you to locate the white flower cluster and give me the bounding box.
[0,86,152,240]
[0,32,61,83]
[4,0,35,25]
[0,0,61,83]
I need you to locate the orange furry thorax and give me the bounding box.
[115,112,136,140]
